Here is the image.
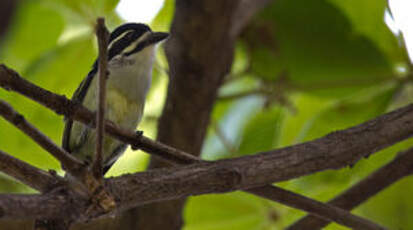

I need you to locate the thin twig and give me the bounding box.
[0,100,84,174]
[0,149,62,192]
[248,185,386,230]
[92,18,109,178]
[286,146,413,230]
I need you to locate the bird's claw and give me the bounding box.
[131,130,143,150]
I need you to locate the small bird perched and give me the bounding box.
[62,23,169,174]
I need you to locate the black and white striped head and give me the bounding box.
[107,23,169,60]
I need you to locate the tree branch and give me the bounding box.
[92,17,109,178]
[2,138,408,230]
[0,193,80,220]
[1,64,413,229]
[0,100,84,174]
[286,146,413,230]
[210,120,383,229]
[0,149,61,192]
[248,185,386,230]
[0,64,200,165]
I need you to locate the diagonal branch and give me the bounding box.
[211,117,384,228]
[0,149,61,192]
[286,146,413,230]
[0,64,200,165]
[248,185,386,230]
[0,100,84,174]
[92,17,110,178]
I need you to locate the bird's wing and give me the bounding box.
[62,61,98,152]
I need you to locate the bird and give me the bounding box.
[62,23,169,175]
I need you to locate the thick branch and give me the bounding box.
[4,139,409,228]
[106,126,413,213]
[0,100,84,174]
[286,146,413,230]
[92,18,109,178]
[0,150,61,192]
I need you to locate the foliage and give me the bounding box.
[0,0,412,229]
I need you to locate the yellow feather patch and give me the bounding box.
[106,87,141,127]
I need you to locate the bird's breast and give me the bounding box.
[105,86,143,129]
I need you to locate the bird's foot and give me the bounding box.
[131,130,143,150]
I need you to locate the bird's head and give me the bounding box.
[107,23,169,61]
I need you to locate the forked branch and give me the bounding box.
[0,100,84,174]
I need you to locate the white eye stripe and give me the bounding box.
[120,31,152,54]
[108,30,134,50]
[122,39,140,53]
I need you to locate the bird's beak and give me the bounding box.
[146,32,169,45]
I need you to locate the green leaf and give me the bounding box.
[103,0,120,13]
[184,192,270,230]
[231,41,249,74]
[244,0,397,98]
[42,0,122,31]
[203,76,263,160]
[237,106,283,156]
[358,163,413,230]
[327,0,408,65]
[300,83,397,142]
[0,2,65,72]
[280,84,397,198]
[278,94,330,147]
[151,0,175,31]
[58,0,120,16]
[0,37,95,170]
[202,96,264,160]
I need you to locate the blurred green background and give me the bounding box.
[0,0,412,229]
